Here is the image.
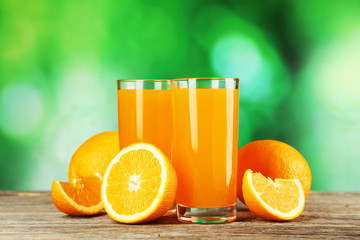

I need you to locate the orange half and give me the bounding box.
[242,169,305,221]
[101,143,177,224]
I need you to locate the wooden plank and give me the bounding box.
[0,192,359,239]
[0,191,49,197]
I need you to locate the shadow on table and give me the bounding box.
[59,204,318,224]
[236,210,319,223]
[149,214,180,225]
[236,200,319,223]
[60,211,108,219]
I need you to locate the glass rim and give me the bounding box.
[117,79,171,90]
[117,79,171,82]
[172,77,239,81]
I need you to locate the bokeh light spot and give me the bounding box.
[0,83,44,137]
[312,31,360,120]
[212,34,272,102]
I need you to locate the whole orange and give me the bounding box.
[68,131,120,180]
[237,140,312,203]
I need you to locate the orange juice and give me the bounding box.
[117,89,172,159]
[172,88,239,208]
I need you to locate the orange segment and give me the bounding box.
[101,143,177,224]
[51,175,103,216]
[242,169,305,221]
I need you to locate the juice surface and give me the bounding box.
[117,89,172,159]
[172,88,239,208]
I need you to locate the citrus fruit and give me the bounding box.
[68,131,120,180]
[52,131,119,216]
[51,175,103,216]
[243,169,305,221]
[237,140,311,203]
[101,142,177,224]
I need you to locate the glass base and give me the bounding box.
[177,204,237,223]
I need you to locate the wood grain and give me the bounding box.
[0,192,359,239]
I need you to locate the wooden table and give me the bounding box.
[0,191,359,239]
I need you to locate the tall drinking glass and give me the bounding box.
[117,79,175,215]
[172,77,239,223]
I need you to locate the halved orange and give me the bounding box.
[51,175,103,216]
[101,143,177,224]
[242,169,305,221]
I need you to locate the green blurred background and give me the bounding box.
[1,0,360,191]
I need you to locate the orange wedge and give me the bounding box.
[51,175,103,216]
[242,169,305,221]
[101,143,177,224]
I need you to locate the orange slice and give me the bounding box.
[101,143,177,224]
[242,169,305,221]
[51,175,103,216]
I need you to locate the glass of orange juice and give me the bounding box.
[117,79,175,215]
[172,77,239,223]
